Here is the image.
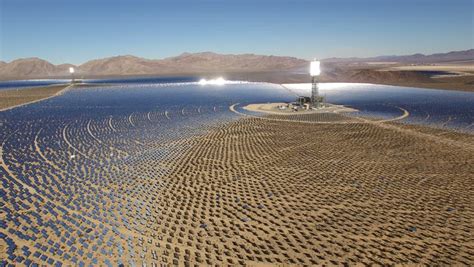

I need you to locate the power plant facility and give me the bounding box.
[292,60,324,111]
[310,60,324,108]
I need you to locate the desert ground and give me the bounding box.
[0,85,69,111]
[382,63,474,72]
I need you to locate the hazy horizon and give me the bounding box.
[1,0,472,65]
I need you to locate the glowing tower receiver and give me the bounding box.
[310,60,322,107]
[310,60,321,76]
[69,67,75,83]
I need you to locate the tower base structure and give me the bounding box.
[311,76,324,108]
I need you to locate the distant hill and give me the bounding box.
[79,55,164,76]
[159,52,307,73]
[0,49,472,80]
[323,49,474,63]
[0,52,307,80]
[0,58,58,77]
[319,68,433,84]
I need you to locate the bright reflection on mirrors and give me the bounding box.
[198,77,226,86]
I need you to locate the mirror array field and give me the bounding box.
[1,82,473,266]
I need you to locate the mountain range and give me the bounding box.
[0,52,307,80]
[323,49,474,63]
[0,50,472,80]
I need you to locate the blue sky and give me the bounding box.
[1,0,472,64]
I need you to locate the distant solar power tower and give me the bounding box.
[310,60,321,108]
[69,67,75,83]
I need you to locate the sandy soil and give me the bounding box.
[0,85,70,111]
[383,64,474,72]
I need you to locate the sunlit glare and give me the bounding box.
[281,82,370,95]
[310,60,320,76]
[69,67,75,74]
[198,77,226,86]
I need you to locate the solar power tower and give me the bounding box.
[310,60,321,108]
[69,67,75,83]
